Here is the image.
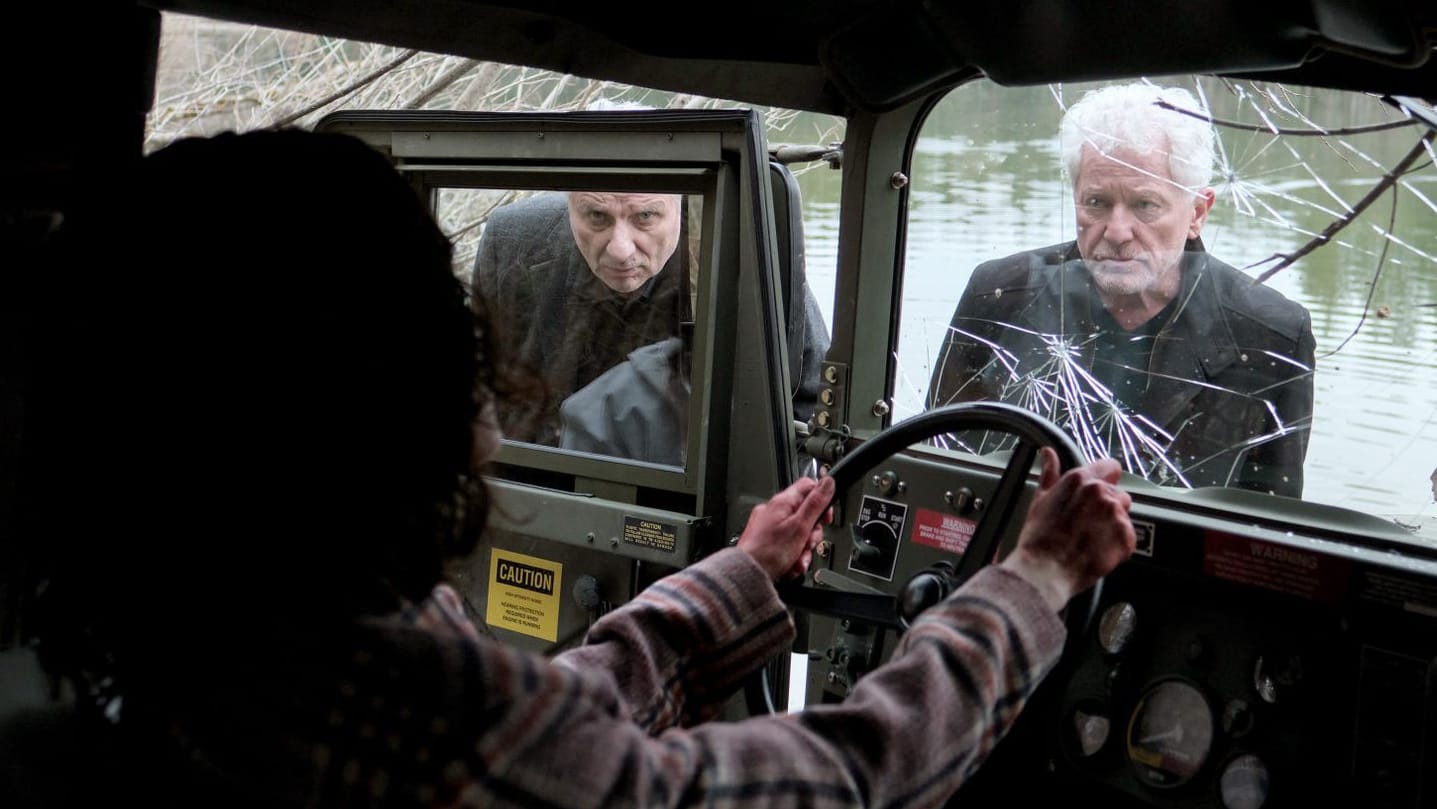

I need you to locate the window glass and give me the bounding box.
[436,187,703,469]
[897,78,1437,522]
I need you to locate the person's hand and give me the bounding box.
[736,476,836,581]
[1000,447,1136,612]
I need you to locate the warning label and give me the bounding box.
[486,549,562,642]
[1202,532,1349,602]
[1358,571,1437,617]
[911,508,977,555]
[623,516,677,554]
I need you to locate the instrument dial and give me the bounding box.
[1098,601,1137,654]
[1126,679,1215,787]
[1219,754,1270,809]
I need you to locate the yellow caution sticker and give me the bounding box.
[486,549,562,642]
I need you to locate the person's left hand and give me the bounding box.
[736,476,836,581]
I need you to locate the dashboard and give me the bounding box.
[795,437,1437,809]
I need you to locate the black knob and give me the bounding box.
[899,563,959,626]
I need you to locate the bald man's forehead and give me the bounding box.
[568,192,680,215]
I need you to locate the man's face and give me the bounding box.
[1073,144,1214,299]
[567,192,682,294]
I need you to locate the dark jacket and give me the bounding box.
[474,191,829,448]
[927,239,1315,497]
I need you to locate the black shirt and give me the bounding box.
[1091,290,1178,411]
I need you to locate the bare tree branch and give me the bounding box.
[1317,184,1400,359]
[268,48,420,129]
[1156,99,1418,137]
[1251,130,1435,283]
[403,58,481,109]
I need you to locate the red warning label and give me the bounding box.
[1202,532,1350,602]
[911,508,978,555]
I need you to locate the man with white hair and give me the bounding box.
[927,82,1315,497]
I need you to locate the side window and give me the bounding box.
[437,187,701,469]
[898,78,1437,521]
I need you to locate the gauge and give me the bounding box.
[1098,602,1137,654]
[1126,679,1214,787]
[1219,754,1270,809]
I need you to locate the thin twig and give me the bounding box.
[1251,131,1435,283]
[1156,99,1418,137]
[1317,184,1399,359]
[267,48,420,129]
[403,58,481,109]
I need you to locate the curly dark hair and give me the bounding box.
[29,128,520,708]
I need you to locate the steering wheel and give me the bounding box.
[779,400,1103,642]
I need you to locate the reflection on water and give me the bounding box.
[793,78,1437,523]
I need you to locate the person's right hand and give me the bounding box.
[1000,447,1136,612]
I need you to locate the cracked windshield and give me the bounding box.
[149,17,1437,538]
[888,78,1437,535]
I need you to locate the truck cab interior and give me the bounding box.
[4,2,1437,808]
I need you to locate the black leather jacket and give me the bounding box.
[928,239,1315,497]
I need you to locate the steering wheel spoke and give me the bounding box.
[954,435,1041,583]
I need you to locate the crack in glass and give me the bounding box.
[928,322,1315,490]
[896,78,1437,529]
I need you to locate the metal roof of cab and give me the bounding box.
[149,0,1437,114]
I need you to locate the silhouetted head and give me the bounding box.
[36,129,503,697]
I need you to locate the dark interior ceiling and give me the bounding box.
[140,0,1437,115]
